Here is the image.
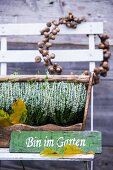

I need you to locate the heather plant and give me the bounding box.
[0,81,87,126]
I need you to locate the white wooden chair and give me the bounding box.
[0,22,103,170]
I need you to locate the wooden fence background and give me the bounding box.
[0,0,113,169]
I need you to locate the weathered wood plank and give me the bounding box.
[83,81,113,146]
[10,131,101,153]
[0,147,113,170]
[0,0,112,149]
[0,49,103,62]
[0,148,94,160]
[0,75,90,83]
[0,124,83,148]
[0,0,113,43]
[0,22,103,35]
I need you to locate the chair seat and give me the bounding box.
[0,148,94,161]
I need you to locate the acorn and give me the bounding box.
[46,22,52,27]
[42,38,49,43]
[66,22,71,28]
[59,17,63,24]
[99,66,105,73]
[56,66,62,74]
[45,42,52,48]
[49,34,55,40]
[52,20,59,26]
[102,61,109,69]
[44,27,50,32]
[48,65,55,74]
[104,41,110,49]
[53,63,58,69]
[59,17,64,21]
[43,57,49,62]
[73,24,77,29]
[68,12,73,15]
[74,17,78,22]
[63,20,66,24]
[94,74,99,80]
[68,14,73,20]
[94,67,100,74]
[83,70,89,75]
[76,18,82,24]
[59,19,63,24]
[35,56,41,63]
[42,50,48,56]
[105,67,109,71]
[55,27,60,32]
[38,42,44,48]
[98,43,105,49]
[44,32,49,38]
[104,51,111,60]
[40,29,45,35]
[100,70,107,77]
[38,48,43,54]
[93,73,100,82]
[70,22,74,28]
[52,29,57,35]
[50,53,55,59]
[103,49,108,53]
[99,34,109,41]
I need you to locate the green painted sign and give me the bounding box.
[10,131,102,153]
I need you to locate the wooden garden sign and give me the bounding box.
[10,131,102,156]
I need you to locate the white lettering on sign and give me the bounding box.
[25,136,86,148]
[26,137,42,148]
[57,137,86,148]
[44,136,54,147]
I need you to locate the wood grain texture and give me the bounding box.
[82,74,93,130]
[10,131,101,153]
[0,49,103,62]
[5,45,113,80]
[0,0,113,43]
[0,148,95,160]
[0,0,112,149]
[0,22,103,35]
[0,147,112,170]
[0,124,82,148]
[0,75,90,82]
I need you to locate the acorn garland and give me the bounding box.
[35,12,86,74]
[35,12,111,84]
[93,34,111,83]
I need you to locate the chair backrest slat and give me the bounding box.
[0,49,103,63]
[0,22,103,35]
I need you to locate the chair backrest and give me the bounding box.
[0,22,103,76]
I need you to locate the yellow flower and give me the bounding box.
[0,99,28,127]
[0,109,11,127]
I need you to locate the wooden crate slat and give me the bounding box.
[0,75,90,83]
[0,49,103,62]
[0,22,103,36]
